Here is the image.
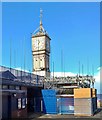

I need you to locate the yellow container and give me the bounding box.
[74,88,96,98]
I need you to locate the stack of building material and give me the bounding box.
[74,88,97,116]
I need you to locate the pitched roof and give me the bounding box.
[0,70,17,80]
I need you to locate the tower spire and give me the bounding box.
[40,8,43,27]
[32,8,49,36]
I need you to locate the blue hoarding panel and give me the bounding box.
[42,89,56,97]
[42,89,57,114]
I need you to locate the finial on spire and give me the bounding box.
[40,8,43,26]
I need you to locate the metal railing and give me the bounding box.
[0,66,44,86]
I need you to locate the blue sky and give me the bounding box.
[2,2,100,74]
[2,2,101,93]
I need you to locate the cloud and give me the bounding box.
[94,72,100,83]
[94,66,102,83]
[97,67,101,71]
[94,67,102,94]
[51,72,77,77]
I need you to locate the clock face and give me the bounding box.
[33,38,45,50]
[33,39,39,50]
[39,38,45,50]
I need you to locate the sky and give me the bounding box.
[1,2,101,93]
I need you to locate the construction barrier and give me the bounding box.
[74,88,97,116]
[57,96,74,114]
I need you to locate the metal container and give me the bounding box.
[74,97,97,116]
[74,88,96,98]
[57,97,74,114]
[42,89,57,114]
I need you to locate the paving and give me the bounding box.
[28,108,102,120]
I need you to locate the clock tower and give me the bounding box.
[32,9,51,78]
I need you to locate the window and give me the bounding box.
[26,98,27,105]
[15,86,20,90]
[9,85,14,89]
[2,85,8,89]
[18,98,21,109]
[22,98,26,108]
